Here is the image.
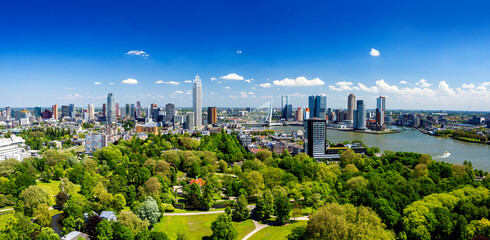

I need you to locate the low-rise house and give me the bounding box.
[61,231,89,240]
[99,211,117,221]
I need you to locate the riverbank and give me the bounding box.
[417,128,489,145]
[326,127,400,134]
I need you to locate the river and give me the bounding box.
[266,126,490,172]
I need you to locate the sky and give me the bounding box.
[1,0,490,111]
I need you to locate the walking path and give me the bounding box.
[0,208,14,212]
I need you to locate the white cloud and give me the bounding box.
[64,87,75,90]
[328,81,360,91]
[125,50,150,57]
[437,81,456,96]
[210,77,217,81]
[122,78,138,84]
[358,83,379,93]
[184,80,192,83]
[248,91,254,95]
[415,79,432,88]
[164,81,180,85]
[290,93,306,98]
[482,82,490,87]
[400,81,408,84]
[224,86,230,89]
[236,50,242,54]
[462,83,475,89]
[109,82,114,85]
[260,83,272,88]
[370,48,380,56]
[174,90,183,94]
[59,93,84,99]
[171,90,184,98]
[155,80,163,84]
[245,79,252,83]
[220,73,244,81]
[229,91,253,100]
[94,82,102,85]
[273,76,324,87]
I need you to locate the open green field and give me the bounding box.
[154,213,255,240]
[248,221,307,240]
[37,180,81,196]
[171,208,224,214]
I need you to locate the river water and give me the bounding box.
[266,126,490,172]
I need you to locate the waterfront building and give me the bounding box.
[347,93,356,122]
[186,112,195,130]
[296,107,303,121]
[69,104,75,118]
[308,95,327,119]
[207,107,217,125]
[193,74,202,127]
[376,96,386,126]
[304,118,328,159]
[354,100,366,130]
[165,103,176,125]
[107,93,116,124]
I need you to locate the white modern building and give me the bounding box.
[0,135,30,161]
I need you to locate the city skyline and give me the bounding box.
[1,1,490,110]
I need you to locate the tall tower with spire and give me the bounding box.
[193,74,202,127]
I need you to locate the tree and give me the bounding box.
[118,211,150,234]
[211,214,238,240]
[56,191,69,207]
[85,215,103,239]
[37,227,60,240]
[96,219,113,240]
[60,177,76,195]
[136,197,161,224]
[256,149,272,161]
[274,192,292,224]
[452,215,467,240]
[19,185,51,216]
[291,206,303,221]
[286,225,307,240]
[254,190,274,221]
[112,222,134,240]
[113,194,126,213]
[144,177,161,197]
[34,203,52,227]
[232,195,250,221]
[306,203,395,240]
[413,164,429,178]
[242,171,265,196]
[346,176,369,191]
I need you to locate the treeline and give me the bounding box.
[435,129,488,142]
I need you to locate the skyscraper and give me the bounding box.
[165,103,176,124]
[88,104,95,120]
[69,104,75,119]
[304,118,327,159]
[281,95,293,121]
[308,95,327,119]
[51,105,58,120]
[62,105,70,118]
[207,107,217,125]
[354,100,366,130]
[186,112,195,130]
[115,103,120,117]
[347,93,356,122]
[34,107,42,117]
[5,107,11,118]
[107,93,116,124]
[125,104,130,117]
[193,74,202,127]
[130,104,135,118]
[376,96,386,126]
[296,107,303,121]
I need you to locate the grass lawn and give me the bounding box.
[248,221,307,240]
[37,180,81,196]
[171,208,224,214]
[154,213,255,240]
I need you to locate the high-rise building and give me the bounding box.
[376,96,386,126]
[146,106,152,119]
[88,104,95,121]
[296,107,303,121]
[165,103,176,124]
[347,93,356,122]
[193,74,202,127]
[186,112,195,130]
[5,107,12,118]
[41,109,52,119]
[281,95,293,121]
[136,101,141,117]
[34,107,42,117]
[107,93,116,124]
[308,95,327,119]
[69,104,75,119]
[62,105,70,118]
[85,133,108,154]
[304,108,310,120]
[354,100,366,130]
[102,104,107,117]
[207,107,217,125]
[304,118,327,159]
[130,104,135,118]
[115,103,120,117]
[52,105,58,120]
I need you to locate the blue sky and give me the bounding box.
[1,0,490,111]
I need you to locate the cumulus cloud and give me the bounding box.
[171,90,184,98]
[273,77,324,87]
[482,82,490,87]
[415,79,432,88]
[290,93,307,98]
[94,82,102,85]
[58,93,84,99]
[122,78,138,84]
[210,77,217,81]
[260,83,272,88]
[358,83,379,93]
[184,80,192,83]
[328,81,360,91]
[229,91,255,100]
[437,81,456,96]
[245,79,252,83]
[370,48,380,56]
[400,81,408,84]
[125,50,150,57]
[462,83,475,89]
[220,73,245,81]
[224,86,230,89]
[155,80,180,85]
[236,50,242,54]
